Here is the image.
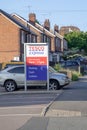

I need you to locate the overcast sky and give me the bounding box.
[1,0,87,32]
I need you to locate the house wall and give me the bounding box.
[13,14,56,52]
[51,38,55,52]
[12,15,42,43]
[29,26,42,42]
[36,25,55,52]
[0,14,20,62]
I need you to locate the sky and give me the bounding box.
[1,0,87,32]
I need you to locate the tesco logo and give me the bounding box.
[29,46,44,51]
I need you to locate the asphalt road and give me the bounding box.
[1,76,87,130]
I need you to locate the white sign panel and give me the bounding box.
[24,43,49,91]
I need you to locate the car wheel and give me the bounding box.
[49,79,60,90]
[4,80,17,92]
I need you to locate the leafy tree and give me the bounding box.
[64,31,87,55]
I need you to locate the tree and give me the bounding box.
[64,31,87,55]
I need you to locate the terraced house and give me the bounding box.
[0,9,68,64]
[0,9,37,62]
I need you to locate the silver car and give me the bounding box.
[0,65,70,92]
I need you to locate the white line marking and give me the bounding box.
[0,105,46,109]
[0,113,40,117]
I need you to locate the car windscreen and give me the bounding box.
[49,66,57,73]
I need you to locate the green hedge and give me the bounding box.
[53,63,79,81]
[54,64,61,72]
[71,71,79,81]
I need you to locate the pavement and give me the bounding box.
[45,75,87,117]
[17,116,87,130]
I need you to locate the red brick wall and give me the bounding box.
[0,14,20,62]
[29,26,42,42]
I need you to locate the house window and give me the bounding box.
[21,31,27,43]
[27,34,31,43]
[43,35,51,51]
[31,35,37,43]
[47,37,51,51]
[43,35,47,42]
[25,33,27,43]
[52,55,57,62]
[55,37,61,51]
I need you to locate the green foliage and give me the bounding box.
[67,53,83,60]
[54,64,80,81]
[64,31,87,54]
[36,19,40,24]
[71,71,79,81]
[62,55,68,61]
[54,64,61,72]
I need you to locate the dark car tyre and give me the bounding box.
[4,80,17,92]
[49,79,60,90]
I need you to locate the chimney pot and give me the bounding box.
[44,19,50,30]
[29,13,36,25]
[54,24,59,33]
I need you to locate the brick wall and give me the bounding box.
[29,26,42,42]
[59,26,80,36]
[0,14,20,62]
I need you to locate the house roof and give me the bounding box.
[54,31,63,39]
[11,13,61,39]
[0,9,37,35]
[35,23,55,37]
[12,13,43,33]
[36,23,64,39]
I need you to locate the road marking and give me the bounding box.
[0,105,46,109]
[0,113,40,117]
[46,109,81,117]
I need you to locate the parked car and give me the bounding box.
[1,61,24,70]
[60,60,79,67]
[0,65,70,92]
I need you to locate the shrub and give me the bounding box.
[54,64,61,72]
[71,71,79,81]
[54,64,80,81]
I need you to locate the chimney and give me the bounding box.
[54,24,59,33]
[29,13,36,25]
[44,19,50,30]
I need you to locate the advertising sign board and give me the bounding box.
[24,43,49,91]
